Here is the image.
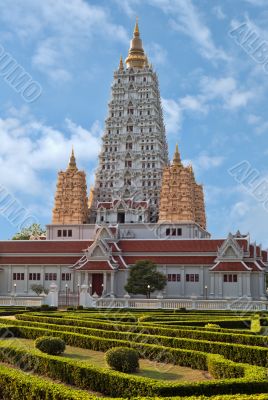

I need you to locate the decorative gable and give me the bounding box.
[216,233,244,261]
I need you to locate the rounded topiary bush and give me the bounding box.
[35,336,66,355]
[105,347,139,373]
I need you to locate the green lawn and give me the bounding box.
[3,338,212,382]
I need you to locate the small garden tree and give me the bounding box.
[12,224,46,240]
[31,284,49,296]
[105,347,139,373]
[125,260,166,298]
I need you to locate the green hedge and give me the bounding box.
[15,314,264,346]
[10,317,268,367]
[0,363,101,399]
[0,340,266,398]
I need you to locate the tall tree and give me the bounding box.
[125,260,167,298]
[12,224,46,240]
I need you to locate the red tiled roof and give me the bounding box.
[109,242,121,252]
[258,260,267,268]
[256,246,261,257]
[234,239,248,251]
[113,255,127,269]
[249,245,254,258]
[124,255,216,265]
[0,241,91,254]
[77,260,113,271]
[119,240,224,253]
[262,251,268,262]
[246,261,264,271]
[245,262,262,272]
[211,262,250,272]
[0,256,79,265]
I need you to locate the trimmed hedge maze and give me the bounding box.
[0,309,267,399]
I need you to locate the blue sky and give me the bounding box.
[0,0,268,245]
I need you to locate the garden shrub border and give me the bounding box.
[0,338,266,397]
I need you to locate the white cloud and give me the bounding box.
[212,6,226,20]
[179,95,208,113]
[184,153,225,174]
[146,42,167,66]
[162,74,254,133]
[247,114,262,125]
[243,0,267,6]
[149,0,229,61]
[162,98,182,134]
[0,106,101,195]
[246,113,268,135]
[113,0,140,17]
[199,76,255,109]
[0,0,128,82]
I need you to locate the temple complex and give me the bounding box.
[0,20,266,305]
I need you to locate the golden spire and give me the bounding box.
[125,18,146,69]
[134,16,139,36]
[67,146,78,171]
[173,144,181,166]
[119,55,124,71]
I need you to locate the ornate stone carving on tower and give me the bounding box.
[158,145,206,229]
[52,149,88,225]
[89,20,168,224]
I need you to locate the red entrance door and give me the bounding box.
[92,274,103,296]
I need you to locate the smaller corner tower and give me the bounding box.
[52,148,88,225]
[158,144,206,229]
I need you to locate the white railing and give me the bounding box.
[0,296,43,307]
[95,298,268,311]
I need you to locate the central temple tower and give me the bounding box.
[89,20,168,224]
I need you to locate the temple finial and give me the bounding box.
[67,146,78,171]
[173,144,181,165]
[119,55,124,71]
[125,18,146,69]
[134,17,139,36]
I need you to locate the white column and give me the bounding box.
[40,266,45,286]
[246,273,252,298]
[8,265,12,293]
[181,266,185,297]
[200,266,204,298]
[24,265,28,293]
[77,271,82,286]
[259,273,267,300]
[110,271,115,296]
[103,272,107,294]
[238,273,242,297]
[218,274,223,298]
[210,273,215,296]
[57,265,61,292]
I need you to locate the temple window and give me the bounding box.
[29,273,41,281]
[223,274,237,283]
[167,274,181,282]
[45,273,57,281]
[13,273,24,281]
[186,274,199,282]
[62,273,71,281]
